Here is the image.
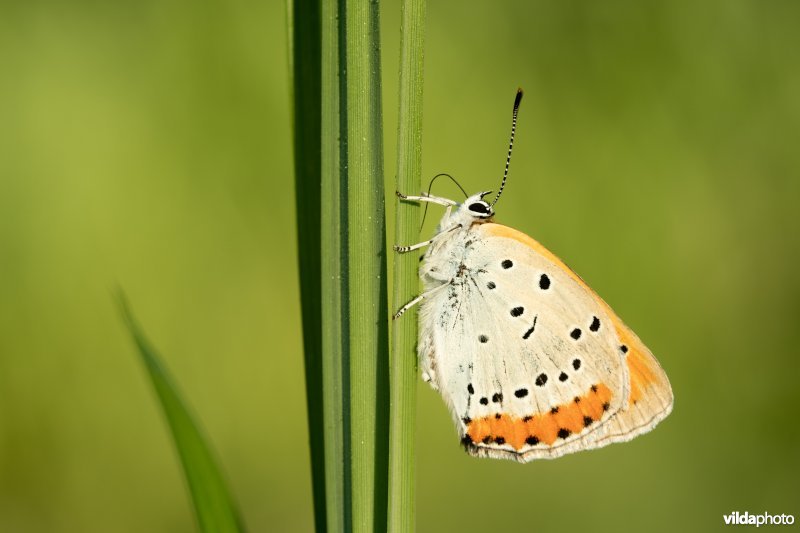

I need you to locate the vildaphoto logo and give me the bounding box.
[723,512,795,527]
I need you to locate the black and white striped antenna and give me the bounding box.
[491,88,523,206]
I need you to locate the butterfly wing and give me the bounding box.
[582,318,674,447]
[419,222,672,462]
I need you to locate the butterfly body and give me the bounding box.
[394,89,672,462]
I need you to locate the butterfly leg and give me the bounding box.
[396,190,456,207]
[393,283,449,320]
[393,239,433,253]
[396,191,457,226]
[393,224,462,253]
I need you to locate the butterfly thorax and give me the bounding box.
[421,193,495,288]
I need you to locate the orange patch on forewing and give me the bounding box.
[481,223,663,407]
[465,383,613,450]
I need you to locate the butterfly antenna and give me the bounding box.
[492,88,523,206]
[420,173,468,230]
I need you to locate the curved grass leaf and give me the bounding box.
[117,292,244,533]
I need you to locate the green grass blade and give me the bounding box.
[117,294,244,533]
[321,0,348,528]
[388,0,426,529]
[344,0,390,529]
[287,0,327,530]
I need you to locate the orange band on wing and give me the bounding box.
[465,383,613,449]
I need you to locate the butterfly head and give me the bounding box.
[463,191,495,220]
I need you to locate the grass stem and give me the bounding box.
[388,0,426,530]
[320,0,348,528]
[344,0,390,530]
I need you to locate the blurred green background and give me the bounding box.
[1,1,799,531]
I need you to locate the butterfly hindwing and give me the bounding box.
[585,319,673,447]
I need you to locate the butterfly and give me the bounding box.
[393,89,673,462]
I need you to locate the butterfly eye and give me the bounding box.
[468,202,491,216]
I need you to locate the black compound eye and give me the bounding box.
[468,202,490,214]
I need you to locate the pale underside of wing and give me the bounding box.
[419,222,673,462]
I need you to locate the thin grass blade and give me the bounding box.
[287,0,327,529]
[344,0,390,529]
[388,0,426,529]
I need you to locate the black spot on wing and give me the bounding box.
[539,274,551,290]
[522,316,538,339]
